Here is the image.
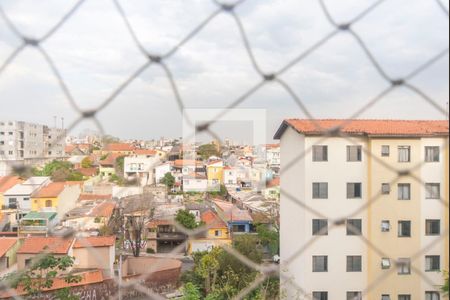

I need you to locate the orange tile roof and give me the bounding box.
[104,143,135,152]
[0,176,23,193]
[147,218,174,228]
[88,201,116,218]
[73,236,116,248]
[201,210,227,229]
[275,119,449,138]
[174,159,203,168]
[99,153,124,166]
[79,194,112,201]
[76,167,98,177]
[213,200,253,222]
[0,237,18,257]
[267,177,280,188]
[32,182,66,198]
[134,149,157,156]
[0,270,104,298]
[17,237,74,254]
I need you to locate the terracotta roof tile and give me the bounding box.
[17,237,74,254]
[275,119,449,138]
[88,201,116,218]
[104,143,135,152]
[32,182,67,198]
[99,153,124,166]
[134,149,157,156]
[73,236,116,248]
[76,167,98,177]
[174,160,203,168]
[201,210,228,229]
[267,177,280,188]
[0,176,23,193]
[0,237,18,257]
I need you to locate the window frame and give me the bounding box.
[397,183,411,200]
[347,182,362,199]
[425,183,440,199]
[312,292,328,300]
[347,145,362,162]
[397,258,411,275]
[425,255,440,272]
[346,255,362,272]
[381,145,390,157]
[312,256,328,272]
[425,219,440,236]
[398,146,411,162]
[312,182,328,199]
[398,221,411,237]
[312,219,328,236]
[425,146,440,162]
[312,145,328,162]
[347,219,362,236]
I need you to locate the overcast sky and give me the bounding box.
[0,0,448,143]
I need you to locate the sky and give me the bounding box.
[0,0,448,144]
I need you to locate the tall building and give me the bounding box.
[0,121,65,176]
[274,119,449,300]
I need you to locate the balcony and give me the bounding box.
[19,225,48,232]
[2,204,17,209]
[157,232,186,241]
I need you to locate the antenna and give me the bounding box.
[61,117,64,130]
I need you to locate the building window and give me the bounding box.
[214,230,222,237]
[313,183,328,199]
[45,200,53,207]
[347,146,362,161]
[381,183,390,194]
[312,219,328,235]
[381,295,391,300]
[347,219,362,235]
[398,184,411,200]
[381,145,390,157]
[0,141,4,145]
[381,258,391,269]
[425,183,440,199]
[312,292,328,300]
[347,183,362,198]
[23,197,29,201]
[397,258,411,275]
[425,292,440,300]
[425,256,440,272]
[25,258,33,267]
[398,146,411,162]
[313,146,328,162]
[398,295,411,300]
[381,220,390,232]
[425,146,440,162]
[398,221,411,237]
[346,256,362,272]
[312,256,328,272]
[426,220,440,236]
[347,292,362,300]
[8,150,13,155]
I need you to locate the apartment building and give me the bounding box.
[0,121,65,176]
[274,119,449,300]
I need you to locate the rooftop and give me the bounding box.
[274,119,449,138]
[22,211,57,220]
[22,176,50,185]
[73,236,116,248]
[32,182,66,198]
[17,237,74,254]
[104,143,135,152]
[201,210,228,229]
[213,200,253,222]
[0,176,23,193]
[0,237,18,257]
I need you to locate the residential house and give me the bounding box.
[99,153,123,177]
[0,237,20,272]
[31,182,81,216]
[72,236,115,277]
[102,143,135,155]
[62,201,116,234]
[174,160,205,176]
[16,237,75,270]
[65,144,92,156]
[212,200,253,234]
[264,177,280,201]
[124,155,160,186]
[0,176,23,209]
[3,176,50,214]
[206,160,224,189]
[67,155,87,169]
[18,211,58,237]
[188,210,231,254]
[266,144,281,170]
[155,162,173,184]
[223,166,238,185]
[274,119,449,299]
[183,173,208,193]
[146,218,187,254]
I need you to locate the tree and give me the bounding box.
[176,209,199,230]
[256,224,279,256]
[443,270,449,295]
[33,160,84,182]
[161,172,175,191]
[4,255,81,298]
[197,144,220,160]
[81,157,93,168]
[182,282,202,300]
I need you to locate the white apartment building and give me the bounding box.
[0,121,65,176]
[275,119,449,300]
[124,155,160,186]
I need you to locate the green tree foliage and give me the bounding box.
[81,157,93,168]
[255,224,279,256]
[33,160,84,182]
[176,209,199,230]
[3,255,81,298]
[197,144,220,160]
[182,282,202,300]
[161,172,175,190]
[182,235,279,299]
